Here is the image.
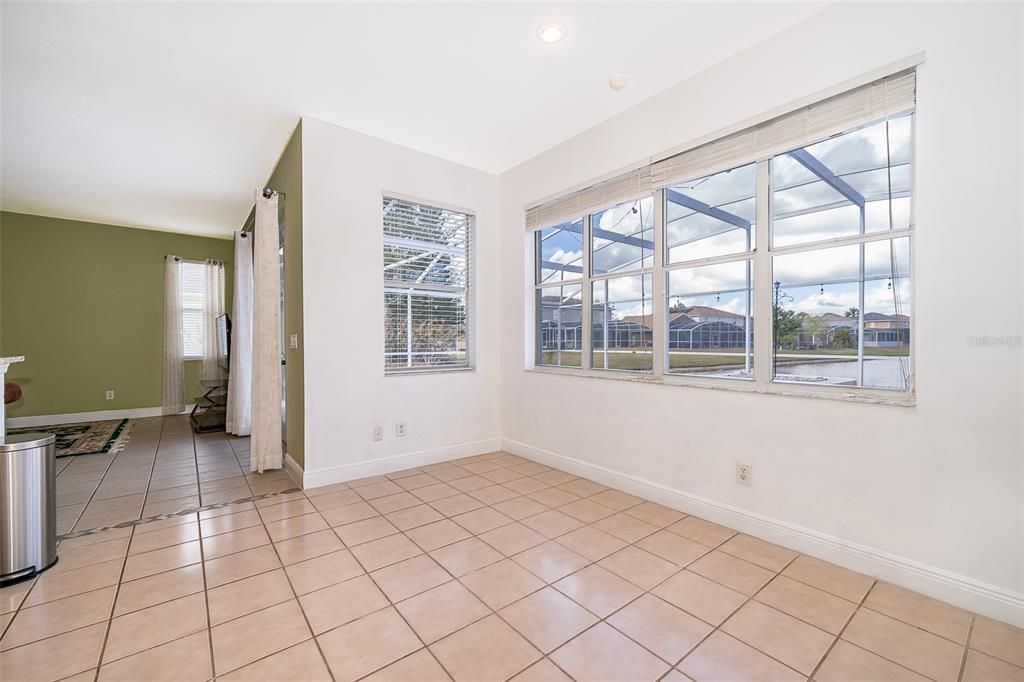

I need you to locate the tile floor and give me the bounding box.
[2,417,1022,681]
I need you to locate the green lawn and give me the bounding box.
[540,346,908,372]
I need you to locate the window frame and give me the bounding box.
[383,192,476,376]
[527,117,915,406]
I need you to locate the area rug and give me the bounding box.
[7,418,135,458]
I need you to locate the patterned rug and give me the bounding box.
[8,418,135,458]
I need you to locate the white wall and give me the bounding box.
[301,117,501,485]
[499,3,1023,622]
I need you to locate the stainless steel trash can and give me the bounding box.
[1,433,58,584]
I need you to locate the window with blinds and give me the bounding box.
[181,260,206,358]
[383,196,473,372]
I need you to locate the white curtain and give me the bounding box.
[226,233,253,436]
[201,259,226,381]
[251,189,283,472]
[162,255,185,415]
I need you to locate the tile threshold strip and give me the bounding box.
[58,487,303,540]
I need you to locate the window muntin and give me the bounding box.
[181,261,205,358]
[666,260,753,379]
[537,219,585,284]
[536,284,583,368]
[592,196,654,275]
[592,273,653,372]
[383,197,472,372]
[666,163,756,264]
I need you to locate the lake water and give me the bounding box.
[777,357,910,390]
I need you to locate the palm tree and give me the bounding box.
[844,307,859,318]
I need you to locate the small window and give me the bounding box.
[666,163,756,264]
[592,196,654,274]
[383,197,473,372]
[180,261,206,358]
[536,284,583,368]
[592,273,653,371]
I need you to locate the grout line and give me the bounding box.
[190,426,219,681]
[805,577,878,680]
[957,615,976,682]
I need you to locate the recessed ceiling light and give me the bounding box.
[538,23,565,44]
[609,74,628,91]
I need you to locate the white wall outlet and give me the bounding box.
[289,333,299,350]
[105,390,115,400]
[736,463,752,485]
[395,422,407,438]
[373,426,383,442]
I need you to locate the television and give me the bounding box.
[216,314,231,372]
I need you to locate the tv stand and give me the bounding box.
[191,379,227,433]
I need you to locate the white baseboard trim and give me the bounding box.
[501,437,1024,628]
[303,437,502,490]
[8,405,196,428]
[283,453,305,489]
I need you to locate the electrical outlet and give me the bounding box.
[373,426,383,442]
[105,390,115,400]
[395,422,407,438]
[736,463,752,485]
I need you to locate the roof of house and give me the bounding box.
[682,305,744,320]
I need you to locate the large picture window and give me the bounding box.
[527,70,915,400]
[383,196,472,372]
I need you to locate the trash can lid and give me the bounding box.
[0,433,56,451]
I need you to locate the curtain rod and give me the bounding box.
[240,186,285,233]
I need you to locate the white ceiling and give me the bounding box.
[1,2,827,237]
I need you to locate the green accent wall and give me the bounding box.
[269,121,305,468]
[1,212,233,418]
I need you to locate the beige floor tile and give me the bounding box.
[510,658,573,682]
[356,480,405,500]
[864,582,972,644]
[285,549,364,595]
[430,493,487,517]
[815,640,930,682]
[264,512,329,542]
[451,507,514,535]
[589,489,644,511]
[492,496,549,521]
[722,600,834,675]
[274,528,345,565]
[653,570,747,626]
[300,574,390,635]
[361,648,451,682]
[211,599,311,674]
[22,558,122,607]
[308,489,362,512]
[499,586,598,653]
[218,639,332,682]
[551,622,668,682]
[963,649,1024,682]
[555,526,628,562]
[599,545,679,591]
[430,537,504,577]
[201,524,270,560]
[666,516,737,547]
[398,473,444,490]
[386,504,445,531]
[121,539,202,581]
[103,592,207,663]
[513,541,590,583]
[528,487,580,508]
[554,564,642,618]
[461,559,545,610]
[412,482,461,503]
[479,522,547,556]
[205,545,281,588]
[593,512,659,543]
[782,554,874,603]
[97,630,211,682]
[971,615,1024,668]
[842,607,963,682]
[449,475,495,493]
[637,530,711,567]
[469,484,520,505]
[113,563,205,615]
[756,575,857,635]
[557,498,616,523]
[397,581,490,644]
[128,521,199,555]
[54,537,130,573]
[369,492,423,514]
[199,509,263,537]
[57,527,132,552]
[679,631,803,682]
[609,593,712,663]
[321,501,379,526]
[1,579,36,615]
[406,519,473,552]
[719,534,797,572]
[531,470,576,486]
[431,614,541,682]
[207,568,294,625]
[688,550,775,596]
[557,479,607,498]
[334,516,400,546]
[350,533,423,571]
[370,555,453,602]
[257,497,317,523]
[317,607,422,682]
[0,621,106,682]
[481,468,525,485]
[521,509,584,539]
[1,586,115,650]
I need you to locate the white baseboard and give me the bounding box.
[8,405,196,428]
[303,437,502,490]
[283,452,305,489]
[502,437,1024,628]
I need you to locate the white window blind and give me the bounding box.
[180,260,205,357]
[525,69,916,231]
[383,196,472,372]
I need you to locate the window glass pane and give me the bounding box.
[536,284,583,368]
[591,273,653,371]
[537,219,584,284]
[592,196,654,275]
[666,163,756,264]
[666,261,753,379]
[385,291,467,370]
[772,114,913,247]
[180,261,205,357]
[771,237,911,390]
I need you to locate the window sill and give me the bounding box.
[385,366,476,377]
[524,366,916,407]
